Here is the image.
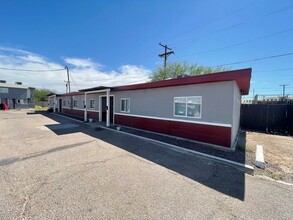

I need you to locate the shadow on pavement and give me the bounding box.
[33,111,247,201]
[0,141,93,166]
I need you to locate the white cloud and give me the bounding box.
[17,55,48,64]
[0,46,151,93]
[63,57,100,69]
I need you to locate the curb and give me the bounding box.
[99,126,255,175]
[51,113,254,175]
[255,175,293,186]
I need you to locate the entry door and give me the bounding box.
[59,99,62,113]
[12,99,16,109]
[101,96,114,123]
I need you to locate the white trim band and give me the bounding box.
[62,107,99,112]
[114,112,231,128]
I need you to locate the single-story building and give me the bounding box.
[48,68,251,149]
[0,80,35,109]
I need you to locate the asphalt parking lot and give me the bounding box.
[0,110,292,219]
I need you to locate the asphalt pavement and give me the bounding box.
[0,110,292,219]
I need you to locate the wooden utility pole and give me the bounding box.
[158,43,174,67]
[65,66,71,94]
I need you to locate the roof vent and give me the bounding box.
[0,80,6,83]
[15,82,22,85]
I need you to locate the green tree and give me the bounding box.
[34,88,56,102]
[150,62,230,81]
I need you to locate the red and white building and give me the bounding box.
[48,68,251,149]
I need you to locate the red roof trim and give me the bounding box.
[114,68,252,95]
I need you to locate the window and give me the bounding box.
[63,100,66,106]
[73,100,78,108]
[174,96,201,118]
[90,99,95,109]
[83,100,86,108]
[17,99,24,104]
[121,98,130,112]
[0,88,8,93]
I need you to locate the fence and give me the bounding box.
[240,104,293,135]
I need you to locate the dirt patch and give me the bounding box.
[239,130,293,183]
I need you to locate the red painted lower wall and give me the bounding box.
[62,108,99,121]
[115,114,231,148]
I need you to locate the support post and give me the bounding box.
[65,66,71,93]
[53,95,56,113]
[99,96,102,122]
[84,93,87,122]
[106,89,110,127]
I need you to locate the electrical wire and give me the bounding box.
[0,67,65,72]
[69,73,80,91]
[253,67,293,73]
[125,6,251,64]
[174,28,293,58]
[125,4,293,65]
[172,22,245,47]
[164,5,250,42]
[169,4,293,46]
[211,52,293,67]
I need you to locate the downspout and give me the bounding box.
[106,89,110,127]
[53,95,56,113]
[84,92,87,122]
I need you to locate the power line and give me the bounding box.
[124,6,251,64]
[172,22,245,47]
[69,72,80,91]
[254,67,293,73]
[164,5,250,43]
[212,52,293,67]
[0,67,65,72]
[169,4,293,47]
[265,4,293,16]
[251,87,293,91]
[124,4,293,66]
[174,27,293,58]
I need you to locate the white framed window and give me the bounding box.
[90,99,95,109]
[0,87,8,93]
[83,100,86,108]
[73,100,78,108]
[63,100,66,106]
[68,99,71,106]
[120,98,130,112]
[174,96,201,118]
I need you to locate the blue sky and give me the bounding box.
[0,0,292,97]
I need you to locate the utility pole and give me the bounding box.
[158,43,175,67]
[65,66,71,94]
[280,84,289,98]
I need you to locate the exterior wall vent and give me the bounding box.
[0,80,6,83]
[15,82,22,85]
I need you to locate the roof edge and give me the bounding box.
[114,68,252,94]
